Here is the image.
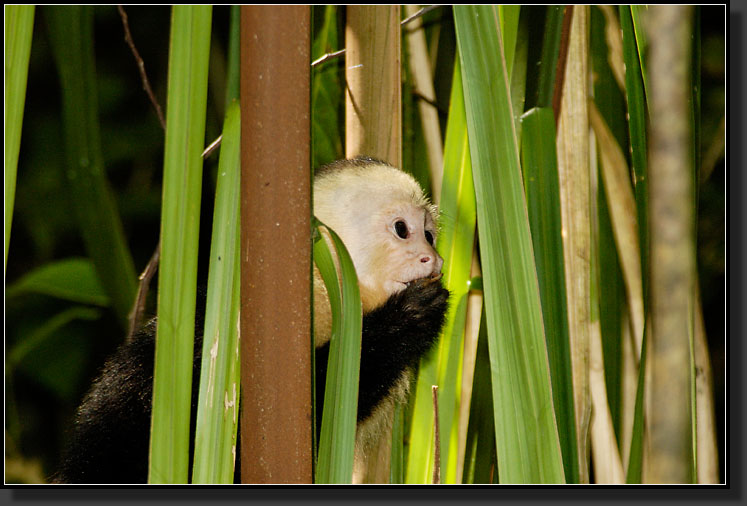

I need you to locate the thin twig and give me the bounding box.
[118,6,167,340]
[411,90,446,118]
[432,385,441,485]
[117,5,166,130]
[202,134,223,159]
[401,5,440,27]
[310,7,441,70]
[311,48,346,68]
[126,241,160,342]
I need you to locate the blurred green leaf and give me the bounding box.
[5,5,35,274]
[6,257,109,306]
[46,5,138,328]
[9,306,101,401]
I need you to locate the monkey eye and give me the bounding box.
[395,220,409,239]
[425,230,434,245]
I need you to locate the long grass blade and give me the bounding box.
[149,5,212,484]
[588,142,625,483]
[595,173,626,445]
[405,56,476,484]
[4,5,34,275]
[535,5,566,109]
[554,4,592,483]
[46,5,137,328]
[520,106,578,483]
[618,2,653,483]
[497,6,520,82]
[591,3,633,460]
[224,5,240,107]
[192,101,241,484]
[619,5,650,330]
[629,6,650,107]
[435,62,477,479]
[461,305,497,483]
[455,261,484,483]
[454,5,565,484]
[626,324,648,483]
[313,221,362,484]
[510,9,528,140]
[589,104,645,360]
[389,401,405,484]
[589,293,625,483]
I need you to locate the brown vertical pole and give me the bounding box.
[345,5,401,483]
[240,5,312,483]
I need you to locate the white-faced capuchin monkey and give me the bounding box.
[53,157,449,484]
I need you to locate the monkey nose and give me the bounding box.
[421,253,443,274]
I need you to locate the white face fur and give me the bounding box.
[314,161,443,312]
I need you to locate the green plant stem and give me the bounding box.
[149,5,212,484]
[4,5,35,276]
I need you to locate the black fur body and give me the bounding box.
[54,278,448,484]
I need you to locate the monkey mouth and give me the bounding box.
[403,272,443,287]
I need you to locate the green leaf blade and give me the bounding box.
[150,5,212,484]
[619,5,649,321]
[313,220,362,484]
[192,101,241,484]
[46,5,137,327]
[5,257,110,307]
[405,56,476,484]
[453,5,565,484]
[4,5,35,274]
[520,106,579,483]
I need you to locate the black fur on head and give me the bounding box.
[314,155,391,177]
